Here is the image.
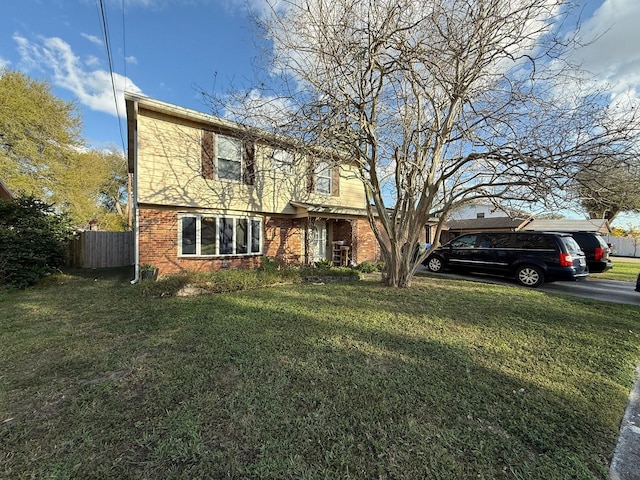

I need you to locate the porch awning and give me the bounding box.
[290,201,370,219]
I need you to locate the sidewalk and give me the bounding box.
[610,365,640,480]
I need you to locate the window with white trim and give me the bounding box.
[315,161,331,194]
[179,214,262,256]
[217,135,242,181]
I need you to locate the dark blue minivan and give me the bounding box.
[424,231,588,287]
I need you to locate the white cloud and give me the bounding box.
[81,33,103,46]
[223,88,294,128]
[14,34,143,118]
[0,56,10,69]
[85,55,101,67]
[125,55,138,64]
[572,0,640,95]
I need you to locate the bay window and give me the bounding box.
[179,214,262,256]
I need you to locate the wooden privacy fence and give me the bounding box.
[68,231,134,268]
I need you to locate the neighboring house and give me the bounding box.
[125,94,383,277]
[522,219,611,235]
[447,201,512,221]
[442,216,533,243]
[0,179,14,200]
[441,200,533,243]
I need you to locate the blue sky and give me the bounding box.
[1,0,640,224]
[0,0,262,150]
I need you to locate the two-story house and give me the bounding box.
[125,94,381,277]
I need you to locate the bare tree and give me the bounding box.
[572,153,640,221]
[209,0,640,287]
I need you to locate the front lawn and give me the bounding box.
[592,258,640,282]
[1,268,639,479]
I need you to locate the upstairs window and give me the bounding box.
[201,131,255,184]
[315,161,332,194]
[217,135,242,181]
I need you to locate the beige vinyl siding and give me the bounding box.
[135,108,367,214]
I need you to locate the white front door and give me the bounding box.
[313,220,327,262]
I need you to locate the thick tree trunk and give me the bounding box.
[381,247,415,288]
[382,267,413,287]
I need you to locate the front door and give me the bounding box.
[313,220,327,262]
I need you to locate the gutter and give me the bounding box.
[126,95,140,285]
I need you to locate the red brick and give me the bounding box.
[137,207,381,276]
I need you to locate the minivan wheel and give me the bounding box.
[516,265,544,287]
[427,256,444,273]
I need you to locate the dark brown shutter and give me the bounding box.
[243,141,255,186]
[201,130,216,180]
[331,164,340,196]
[306,157,315,193]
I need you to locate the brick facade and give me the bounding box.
[262,216,304,266]
[351,218,380,263]
[138,207,380,276]
[138,208,263,275]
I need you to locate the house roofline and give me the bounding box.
[124,93,358,168]
[125,92,250,136]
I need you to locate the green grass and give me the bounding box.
[591,258,640,282]
[1,268,639,479]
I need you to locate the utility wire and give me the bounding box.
[95,0,131,227]
[97,0,126,153]
[122,0,127,94]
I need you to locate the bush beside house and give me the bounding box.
[0,196,73,289]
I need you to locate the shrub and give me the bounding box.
[314,259,333,270]
[355,261,377,273]
[299,265,361,278]
[355,261,385,273]
[0,196,73,289]
[258,256,279,272]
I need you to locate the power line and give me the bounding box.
[122,0,127,94]
[96,0,126,153]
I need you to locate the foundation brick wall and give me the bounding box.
[138,208,261,276]
[138,207,382,275]
[262,216,304,266]
[138,208,309,276]
[352,218,380,263]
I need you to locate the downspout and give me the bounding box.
[128,97,140,284]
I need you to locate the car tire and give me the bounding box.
[427,256,444,273]
[516,265,544,288]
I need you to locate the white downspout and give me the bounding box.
[129,98,140,284]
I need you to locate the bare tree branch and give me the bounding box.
[206,0,640,287]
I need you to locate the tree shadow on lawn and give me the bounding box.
[1,274,631,479]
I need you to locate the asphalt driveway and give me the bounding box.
[418,267,640,305]
[540,277,640,306]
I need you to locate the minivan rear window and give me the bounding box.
[594,235,608,249]
[517,233,556,250]
[561,236,582,254]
